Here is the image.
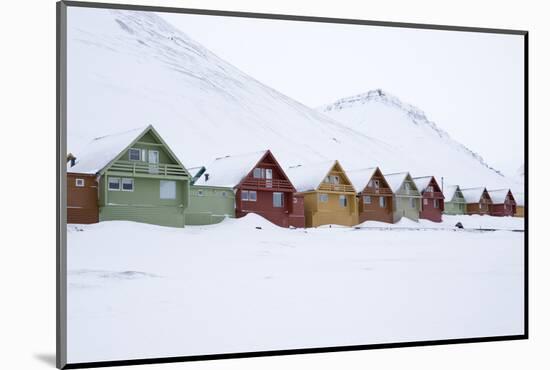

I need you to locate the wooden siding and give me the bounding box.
[67,173,99,224]
[490,191,517,217]
[301,162,358,227]
[357,168,394,224]
[186,185,235,225]
[235,151,303,228]
[419,177,444,222]
[515,206,524,217]
[466,189,492,215]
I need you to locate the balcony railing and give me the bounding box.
[318,183,355,193]
[241,178,295,191]
[109,160,188,177]
[362,187,393,195]
[422,192,444,198]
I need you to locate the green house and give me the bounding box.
[384,172,422,222]
[443,185,466,215]
[68,125,190,227]
[186,166,235,225]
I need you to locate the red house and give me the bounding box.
[488,189,517,217]
[196,150,305,228]
[413,176,445,222]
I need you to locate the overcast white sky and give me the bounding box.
[160,12,524,177]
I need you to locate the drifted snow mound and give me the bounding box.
[214,213,282,231]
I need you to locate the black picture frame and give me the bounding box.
[56,1,529,368]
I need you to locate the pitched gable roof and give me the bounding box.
[195,150,276,188]
[413,176,443,196]
[67,125,189,176]
[443,185,462,201]
[383,172,410,193]
[346,167,379,192]
[286,160,354,193]
[461,187,490,203]
[488,189,515,204]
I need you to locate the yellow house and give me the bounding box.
[286,160,357,227]
[514,192,524,217]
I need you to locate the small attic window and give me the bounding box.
[129,148,141,161]
[75,178,85,187]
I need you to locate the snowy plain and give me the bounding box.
[67,215,524,363]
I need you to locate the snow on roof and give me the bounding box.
[68,126,148,174]
[443,185,459,201]
[346,167,378,191]
[286,160,338,192]
[461,187,487,203]
[488,189,511,204]
[515,192,524,206]
[412,176,435,193]
[383,172,409,193]
[194,150,268,188]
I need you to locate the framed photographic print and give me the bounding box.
[57,1,528,368]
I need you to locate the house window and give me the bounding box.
[363,195,372,204]
[253,168,264,179]
[325,175,339,184]
[434,199,439,208]
[241,190,249,201]
[423,198,428,205]
[339,195,347,207]
[426,186,434,193]
[379,196,386,208]
[404,183,411,191]
[504,203,507,210]
[319,193,329,203]
[197,189,204,197]
[410,198,416,208]
[128,148,141,161]
[160,180,176,199]
[108,177,121,191]
[479,203,483,209]
[121,178,134,192]
[148,150,159,164]
[249,191,257,201]
[273,192,284,208]
[75,178,85,187]
[221,191,227,198]
[374,180,380,188]
[293,197,298,204]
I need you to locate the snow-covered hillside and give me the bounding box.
[67,8,398,169]
[319,90,523,192]
[67,8,521,192]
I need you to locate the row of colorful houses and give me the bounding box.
[66,125,524,228]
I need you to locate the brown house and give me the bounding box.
[67,172,99,224]
[413,176,445,222]
[196,150,305,228]
[461,187,493,215]
[347,167,394,224]
[488,189,517,217]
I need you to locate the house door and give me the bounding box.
[266,168,273,188]
[148,150,159,174]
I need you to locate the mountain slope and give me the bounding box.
[67,8,520,192]
[318,90,523,191]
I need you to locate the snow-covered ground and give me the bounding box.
[67,215,525,363]
[358,214,524,231]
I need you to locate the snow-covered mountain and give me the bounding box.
[318,90,523,192]
[67,8,521,192]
